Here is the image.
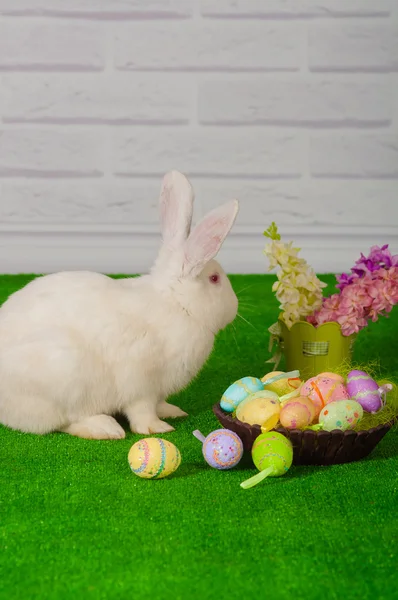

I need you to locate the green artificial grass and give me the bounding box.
[0,274,397,600]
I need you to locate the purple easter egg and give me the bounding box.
[202,429,243,470]
[347,370,382,413]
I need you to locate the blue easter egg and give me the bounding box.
[220,376,264,413]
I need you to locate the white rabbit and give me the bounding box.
[0,171,239,439]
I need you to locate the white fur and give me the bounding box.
[0,171,239,439]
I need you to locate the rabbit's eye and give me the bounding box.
[209,273,220,284]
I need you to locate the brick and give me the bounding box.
[201,0,391,18]
[1,73,191,124]
[0,21,104,71]
[2,179,394,230]
[199,79,392,126]
[193,179,398,227]
[310,134,398,178]
[0,180,160,224]
[114,21,300,71]
[309,22,398,73]
[0,0,192,18]
[112,128,302,177]
[0,130,105,177]
[301,181,398,226]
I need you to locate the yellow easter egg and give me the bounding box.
[236,391,280,429]
[128,438,181,479]
[262,371,302,396]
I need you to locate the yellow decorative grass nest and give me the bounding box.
[326,361,398,431]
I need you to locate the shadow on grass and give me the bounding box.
[170,462,208,480]
[363,445,398,462]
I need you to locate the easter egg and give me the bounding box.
[318,372,345,383]
[261,371,301,396]
[301,375,349,416]
[318,400,363,432]
[347,370,383,413]
[252,432,293,475]
[220,377,264,413]
[240,432,293,489]
[235,390,280,430]
[128,438,181,480]
[279,397,316,430]
[196,429,243,470]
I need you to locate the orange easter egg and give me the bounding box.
[279,397,317,430]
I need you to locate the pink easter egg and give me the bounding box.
[301,375,349,417]
[318,372,345,384]
[346,370,382,413]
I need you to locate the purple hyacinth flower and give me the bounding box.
[336,272,356,291]
[335,244,398,292]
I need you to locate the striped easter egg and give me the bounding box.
[251,432,293,477]
[128,438,181,479]
[346,370,382,413]
[202,429,243,470]
[220,376,264,413]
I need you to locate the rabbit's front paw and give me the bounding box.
[126,401,175,435]
[157,401,188,419]
[61,415,126,440]
[133,418,175,435]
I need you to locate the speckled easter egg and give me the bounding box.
[301,375,349,416]
[220,377,264,413]
[347,370,383,413]
[235,391,280,431]
[261,371,301,396]
[202,429,243,470]
[318,372,345,384]
[251,432,293,476]
[319,400,363,432]
[128,438,181,479]
[279,397,317,430]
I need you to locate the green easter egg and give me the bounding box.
[319,400,363,432]
[251,432,293,477]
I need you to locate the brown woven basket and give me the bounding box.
[213,403,395,466]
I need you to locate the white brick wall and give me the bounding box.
[0,0,397,274]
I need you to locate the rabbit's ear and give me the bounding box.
[160,171,194,250]
[183,200,239,277]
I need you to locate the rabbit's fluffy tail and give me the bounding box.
[0,389,62,434]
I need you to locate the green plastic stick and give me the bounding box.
[240,467,274,489]
[263,370,300,386]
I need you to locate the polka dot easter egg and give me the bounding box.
[301,375,349,417]
[235,390,281,431]
[193,429,243,470]
[279,397,316,430]
[220,377,264,413]
[128,438,181,480]
[318,400,363,432]
[347,370,384,413]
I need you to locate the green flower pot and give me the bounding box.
[277,318,355,380]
